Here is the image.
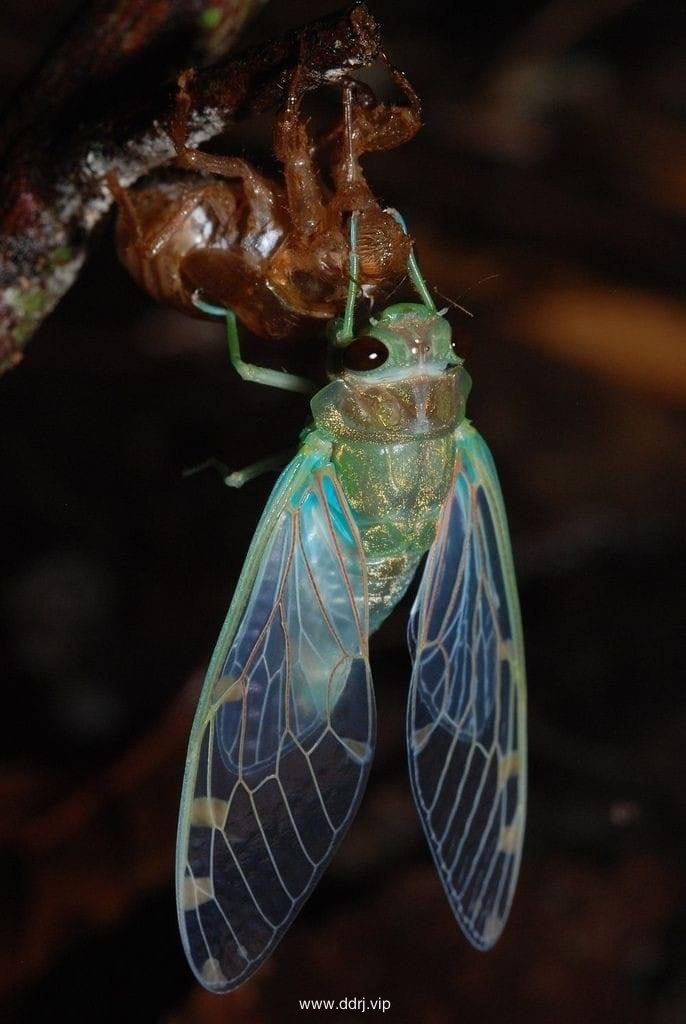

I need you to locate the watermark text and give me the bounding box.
[299,996,390,1012]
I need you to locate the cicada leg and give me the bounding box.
[338,212,361,344]
[183,299,308,485]
[385,208,437,311]
[193,298,316,395]
[182,451,295,489]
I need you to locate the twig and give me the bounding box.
[0,0,266,162]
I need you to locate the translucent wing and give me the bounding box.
[407,422,526,949]
[177,450,374,992]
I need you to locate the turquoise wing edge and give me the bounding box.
[407,421,527,949]
[176,439,375,991]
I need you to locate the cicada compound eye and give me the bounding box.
[341,336,389,372]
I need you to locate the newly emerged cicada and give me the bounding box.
[110,44,527,993]
[176,218,527,991]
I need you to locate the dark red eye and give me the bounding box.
[341,336,389,372]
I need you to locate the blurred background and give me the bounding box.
[1,1,684,1021]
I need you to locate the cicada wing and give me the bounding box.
[407,423,526,949]
[177,452,374,992]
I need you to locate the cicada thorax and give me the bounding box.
[309,358,469,632]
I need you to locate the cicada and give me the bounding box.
[177,224,526,992]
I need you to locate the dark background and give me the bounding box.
[1,1,685,1021]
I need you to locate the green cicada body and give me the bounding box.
[176,257,527,993]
